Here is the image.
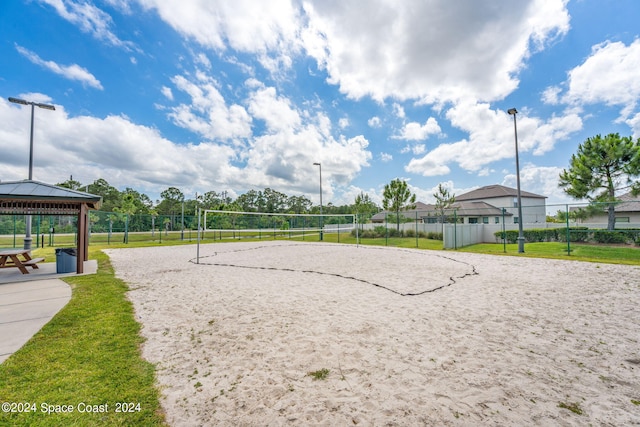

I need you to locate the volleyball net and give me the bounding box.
[200,209,357,242]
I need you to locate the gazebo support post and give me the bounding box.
[76,203,88,274]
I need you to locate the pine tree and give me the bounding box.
[382,179,416,232]
[558,133,640,230]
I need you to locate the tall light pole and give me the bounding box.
[507,108,525,253]
[9,96,56,251]
[313,162,323,241]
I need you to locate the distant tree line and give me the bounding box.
[54,178,381,224]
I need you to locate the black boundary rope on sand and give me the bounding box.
[188,243,479,297]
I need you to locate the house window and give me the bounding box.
[426,217,438,224]
[494,217,500,224]
[514,217,519,224]
[482,217,489,224]
[615,217,630,223]
[469,217,478,224]
[513,197,518,208]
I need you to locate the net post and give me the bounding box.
[355,214,359,247]
[196,207,201,264]
[566,204,571,255]
[415,211,418,248]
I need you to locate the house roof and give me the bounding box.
[568,192,640,213]
[449,201,512,216]
[615,192,640,212]
[456,184,546,201]
[371,200,511,221]
[371,201,433,222]
[0,180,102,211]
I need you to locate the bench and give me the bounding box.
[21,257,45,268]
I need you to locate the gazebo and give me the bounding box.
[0,180,102,274]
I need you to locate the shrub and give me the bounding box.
[523,228,559,242]
[427,232,443,240]
[387,228,402,238]
[593,230,630,244]
[558,227,589,242]
[374,226,388,237]
[494,230,519,243]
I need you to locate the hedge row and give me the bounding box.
[494,227,640,245]
[352,227,443,240]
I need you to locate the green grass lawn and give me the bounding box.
[1,234,638,426]
[0,248,167,426]
[458,241,640,265]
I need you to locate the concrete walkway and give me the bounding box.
[0,260,97,364]
[0,279,71,363]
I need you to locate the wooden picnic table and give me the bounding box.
[0,249,45,274]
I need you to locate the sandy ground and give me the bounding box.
[105,241,640,426]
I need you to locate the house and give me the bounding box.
[572,192,640,224]
[422,200,513,224]
[455,184,546,224]
[371,202,432,223]
[370,184,545,225]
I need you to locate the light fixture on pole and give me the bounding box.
[313,162,323,241]
[9,96,56,251]
[507,108,525,253]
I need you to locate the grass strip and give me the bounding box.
[0,249,166,426]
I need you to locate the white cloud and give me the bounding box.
[368,116,381,128]
[167,73,252,141]
[247,85,302,132]
[405,101,582,176]
[394,117,441,141]
[542,85,562,105]
[1,98,237,192]
[393,104,405,119]
[243,86,371,194]
[138,0,302,73]
[1,94,371,202]
[380,152,393,162]
[103,0,133,14]
[557,39,640,120]
[195,53,212,70]
[338,117,349,129]
[412,144,426,155]
[302,0,569,102]
[161,86,174,100]
[626,112,640,138]
[15,45,103,90]
[39,0,136,51]
[502,164,569,206]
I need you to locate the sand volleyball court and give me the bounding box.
[106,241,640,426]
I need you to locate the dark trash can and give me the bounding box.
[56,248,77,273]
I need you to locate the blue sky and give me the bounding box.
[2,0,640,210]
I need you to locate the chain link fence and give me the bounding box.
[1,202,639,252]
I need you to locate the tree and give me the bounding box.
[263,188,288,213]
[157,187,185,229]
[433,183,455,233]
[114,193,137,243]
[88,178,122,212]
[56,178,83,190]
[287,195,312,214]
[353,192,378,227]
[382,179,416,232]
[201,191,224,210]
[558,133,640,230]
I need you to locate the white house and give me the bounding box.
[455,184,547,225]
[572,192,640,225]
[370,184,545,225]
